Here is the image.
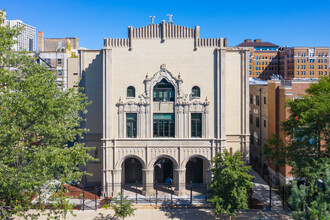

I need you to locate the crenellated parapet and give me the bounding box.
[103,20,227,49]
[197,38,227,48]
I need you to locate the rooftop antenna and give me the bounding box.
[149,16,155,24]
[166,14,173,23]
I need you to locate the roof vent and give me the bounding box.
[254,39,262,42]
[244,39,252,42]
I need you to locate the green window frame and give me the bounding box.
[191,113,202,137]
[153,79,175,102]
[127,86,135,98]
[153,113,175,137]
[126,113,137,138]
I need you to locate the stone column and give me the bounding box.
[206,169,212,191]
[118,105,124,138]
[142,169,154,195]
[183,105,189,138]
[174,169,186,196]
[112,169,122,196]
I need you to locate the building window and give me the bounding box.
[256,117,260,128]
[58,70,62,76]
[192,86,200,98]
[127,86,135,98]
[250,114,253,124]
[57,59,62,65]
[153,113,175,137]
[297,59,299,63]
[250,94,253,104]
[191,113,202,137]
[153,79,175,102]
[45,58,51,65]
[264,96,266,104]
[126,113,137,138]
[256,95,260,106]
[264,120,266,128]
[73,72,78,75]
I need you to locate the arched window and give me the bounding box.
[153,79,175,102]
[127,86,135,98]
[192,86,200,98]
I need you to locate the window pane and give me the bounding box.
[164,120,169,136]
[126,113,137,137]
[191,113,202,137]
[154,114,174,120]
[153,113,175,137]
[153,121,158,137]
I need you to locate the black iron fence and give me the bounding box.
[28,179,289,211]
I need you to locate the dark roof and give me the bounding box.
[237,42,278,47]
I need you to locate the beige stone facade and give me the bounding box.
[79,22,249,196]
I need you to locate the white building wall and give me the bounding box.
[8,20,36,52]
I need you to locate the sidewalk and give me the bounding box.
[250,169,283,210]
[16,207,291,220]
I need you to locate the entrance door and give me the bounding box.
[186,158,203,183]
[124,158,142,184]
[154,158,173,183]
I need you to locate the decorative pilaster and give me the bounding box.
[174,169,186,196]
[112,169,122,196]
[142,169,153,195]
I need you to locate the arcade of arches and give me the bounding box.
[119,155,211,195]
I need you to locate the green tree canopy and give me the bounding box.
[0,11,95,219]
[208,151,253,218]
[111,194,136,220]
[264,77,330,183]
[264,77,330,219]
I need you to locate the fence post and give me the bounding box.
[95,186,97,210]
[269,185,272,210]
[190,181,193,204]
[170,187,173,205]
[136,181,138,204]
[282,186,285,210]
[155,181,158,205]
[82,189,85,211]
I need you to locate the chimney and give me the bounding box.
[254,39,261,42]
[38,31,44,52]
[244,39,252,42]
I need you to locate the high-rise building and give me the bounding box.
[79,22,249,196]
[7,20,36,52]
[237,39,279,80]
[278,47,329,79]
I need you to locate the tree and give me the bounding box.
[289,166,330,220]
[264,77,330,219]
[208,151,254,219]
[0,11,95,219]
[111,193,136,220]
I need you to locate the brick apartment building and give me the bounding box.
[37,31,80,90]
[249,78,318,186]
[237,39,279,80]
[238,39,329,80]
[279,47,329,79]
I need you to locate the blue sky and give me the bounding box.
[2,0,330,49]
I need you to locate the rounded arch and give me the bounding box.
[181,154,211,170]
[115,154,146,170]
[147,154,179,170]
[127,86,135,98]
